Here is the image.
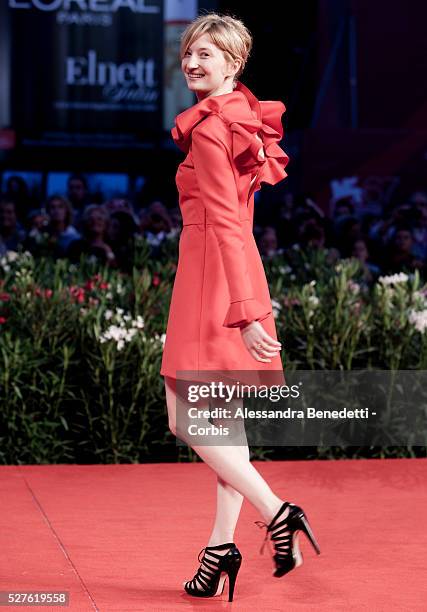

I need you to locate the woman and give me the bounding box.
[66,204,116,267]
[160,13,320,601]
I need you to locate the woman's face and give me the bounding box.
[87,209,106,236]
[48,198,67,223]
[259,230,278,256]
[182,33,239,99]
[352,240,368,261]
[107,217,121,242]
[394,230,412,253]
[0,202,16,229]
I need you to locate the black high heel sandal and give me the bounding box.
[255,501,320,577]
[184,542,242,602]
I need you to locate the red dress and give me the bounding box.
[160,81,289,385]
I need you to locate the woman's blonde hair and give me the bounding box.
[180,12,253,83]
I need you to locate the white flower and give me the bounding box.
[408,309,427,333]
[378,273,409,286]
[309,280,316,287]
[116,283,124,295]
[308,295,319,307]
[133,315,145,329]
[98,312,142,349]
[105,291,113,300]
[160,333,166,346]
[271,299,282,311]
[348,280,360,294]
[125,328,137,341]
[5,251,19,262]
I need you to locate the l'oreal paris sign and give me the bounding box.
[8,0,160,13]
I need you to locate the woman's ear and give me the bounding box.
[233,58,242,77]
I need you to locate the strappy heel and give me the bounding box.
[184,542,242,602]
[255,501,320,577]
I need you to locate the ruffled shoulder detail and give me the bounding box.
[171,81,289,192]
[171,88,245,153]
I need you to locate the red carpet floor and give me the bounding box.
[1,458,426,611]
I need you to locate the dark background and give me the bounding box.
[1,0,426,211]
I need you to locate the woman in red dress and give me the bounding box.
[160,13,320,601]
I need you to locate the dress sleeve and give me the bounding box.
[191,115,271,328]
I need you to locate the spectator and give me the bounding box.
[297,218,340,264]
[27,209,49,233]
[334,215,363,257]
[0,200,26,252]
[258,226,282,258]
[103,197,136,218]
[409,190,427,207]
[47,196,81,254]
[67,173,91,223]
[142,201,173,248]
[168,206,182,238]
[411,205,427,261]
[4,175,34,222]
[0,235,6,257]
[382,224,425,273]
[359,183,384,218]
[368,202,413,245]
[351,238,381,284]
[106,210,138,273]
[25,196,80,258]
[299,219,326,250]
[332,197,355,219]
[67,204,116,266]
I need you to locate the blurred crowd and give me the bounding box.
[1,172,427,282]
[257,189,427,283]
[0,173,181,273]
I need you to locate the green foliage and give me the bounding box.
[1,244,426,463]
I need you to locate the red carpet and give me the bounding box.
[1,458,426,611]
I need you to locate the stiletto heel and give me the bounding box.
[184,542,242,601]
[299,513,321,554]
[227,565,239,602]
[255,501,320,577]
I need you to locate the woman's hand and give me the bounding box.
[240,320,282,362]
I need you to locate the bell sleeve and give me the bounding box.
[191,116,271,328]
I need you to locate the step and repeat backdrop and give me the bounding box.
[2,0,197,150]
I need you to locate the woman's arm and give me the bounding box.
[191,114,271,329]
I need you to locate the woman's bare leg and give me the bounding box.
[208,441,249,546]
[166,376,287,593]
[165,376,285,525]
